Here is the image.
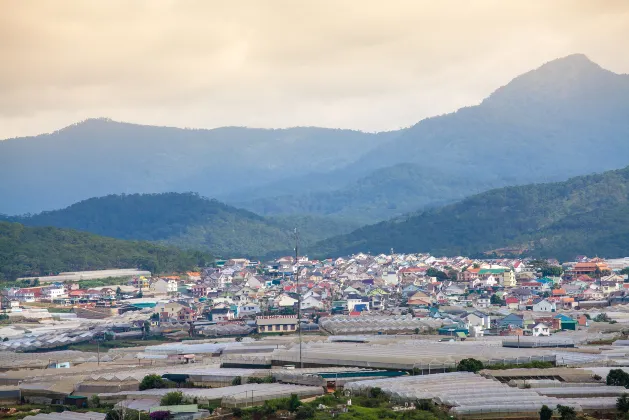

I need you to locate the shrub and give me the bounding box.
[369,387,384,399]
[90,394,101,408]
[231,376,242,386]
[140,374,167,390]
[288,394,301,412]
[539,405,553,420]
[457,358,484,373]
[607,369,629,387]
[295,406,315,419]
[557,405,577,420]
[160,391,183,406]
[618,394,629,413]
[149,411,170,420]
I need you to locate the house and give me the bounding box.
[464,311,491,329]
[210,307,234,322]
[237,304,261,317]
[276,294,298,308]
[151,279,178,294]
[499,313,524,329]
[532,322,551,337]
[256,315,298,333]
[554,314,577,331]
[346,294,370,312]
[505,297,520,310]
[15,288,37,303]
[156,302,184,320]
[192,284,209,297]
[176,307,197,322]
[301,295,324,310]
[42,286,67,300]
[532,299,556,312]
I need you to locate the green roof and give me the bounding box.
[478,268,507,274]
[151,405,198,413]
[456,331,467,338]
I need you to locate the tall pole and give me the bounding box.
[295,228,303,369]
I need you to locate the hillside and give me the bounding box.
[6,193,360,258]
[234,54,629,221]
[0,120,395,214]
[0,221,212,281]
[238,163,494,224]
[310,165,629,260]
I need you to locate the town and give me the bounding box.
[3,253,629,419]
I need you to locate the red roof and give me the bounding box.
[505,298,519,304]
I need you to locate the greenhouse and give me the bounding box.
[270,340,557,370]
[343,372,621,418]
[98,383,323,407]
[318,315,435,335]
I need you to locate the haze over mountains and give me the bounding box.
[2,54,628,223]
[2,54,629,262]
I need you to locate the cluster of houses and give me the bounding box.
[3,254,629,339]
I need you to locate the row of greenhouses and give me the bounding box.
[343,372,621,418]
[319,315,436,335]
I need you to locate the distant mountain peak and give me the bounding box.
[484,53,620,106]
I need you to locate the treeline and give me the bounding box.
[0,221,212,281]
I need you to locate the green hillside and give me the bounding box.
[311,165,629,260]
[0,221,212,281]
[8,193,359,258]
[240,163,495,224]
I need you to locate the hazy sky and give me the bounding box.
[2,0,629,139]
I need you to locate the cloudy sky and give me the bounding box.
[2,0,628,139]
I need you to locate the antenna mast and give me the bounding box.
[294,228,303,369]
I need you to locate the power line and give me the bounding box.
[294,228,303,369]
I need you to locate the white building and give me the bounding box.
[532,299,556,312]
[532,322,551,337]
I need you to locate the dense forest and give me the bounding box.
[5,193,359,258]
[311,165,629,260]
[0,221,212,281]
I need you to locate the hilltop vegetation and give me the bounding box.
[311,165,629,260]
[6,193,359,258]
[0,221,212,281]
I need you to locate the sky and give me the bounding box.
[2,0,629,139]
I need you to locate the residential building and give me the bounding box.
[256,315,298,333]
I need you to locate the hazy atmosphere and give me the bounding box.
[2,0,629,138]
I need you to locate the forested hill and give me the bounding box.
[6,193,359,258]
[0,221,212,281]
[310,165,629,261]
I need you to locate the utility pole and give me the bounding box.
[295,228,303,369]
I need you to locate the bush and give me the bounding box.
[618,394,629,413]
[160,391,183,406]
[295,405,315,419]
[140,374,167,391]
[231,407,243,417]
[557,405,577,420]
[369,387,384,399]
[231,376,242,386]
[149,411,170,420]
[607,369,629,387]
[90,394,101,408]
[457,358,484,373]
[288,393,301,412]
[539,405,553,420]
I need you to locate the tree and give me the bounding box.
[426,268,448,280]
[116,286,122,298]
[617,394,629,413]
[594,313,612,322]
[295,406,315,419]
[457,358,484,373]
[539,405,553,420]
[231,376,242,386]
[541,266,563,277]
[490,294,504,306]
[288,393,301,412]
[90,394,101,408]
[556,405,577,420]
[621,267,629,276]
[607,369,629,387]
[140,374,166,390]
[143,320,151,338]
[160,391,183,406]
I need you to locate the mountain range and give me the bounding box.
[2,54,628,225]
[311,165,629,260]
[4,193,360,258]
[2,54,629,264]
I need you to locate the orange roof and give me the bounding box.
[187,272,201,277]
[561,297,575,303]
[552,289,566,296]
